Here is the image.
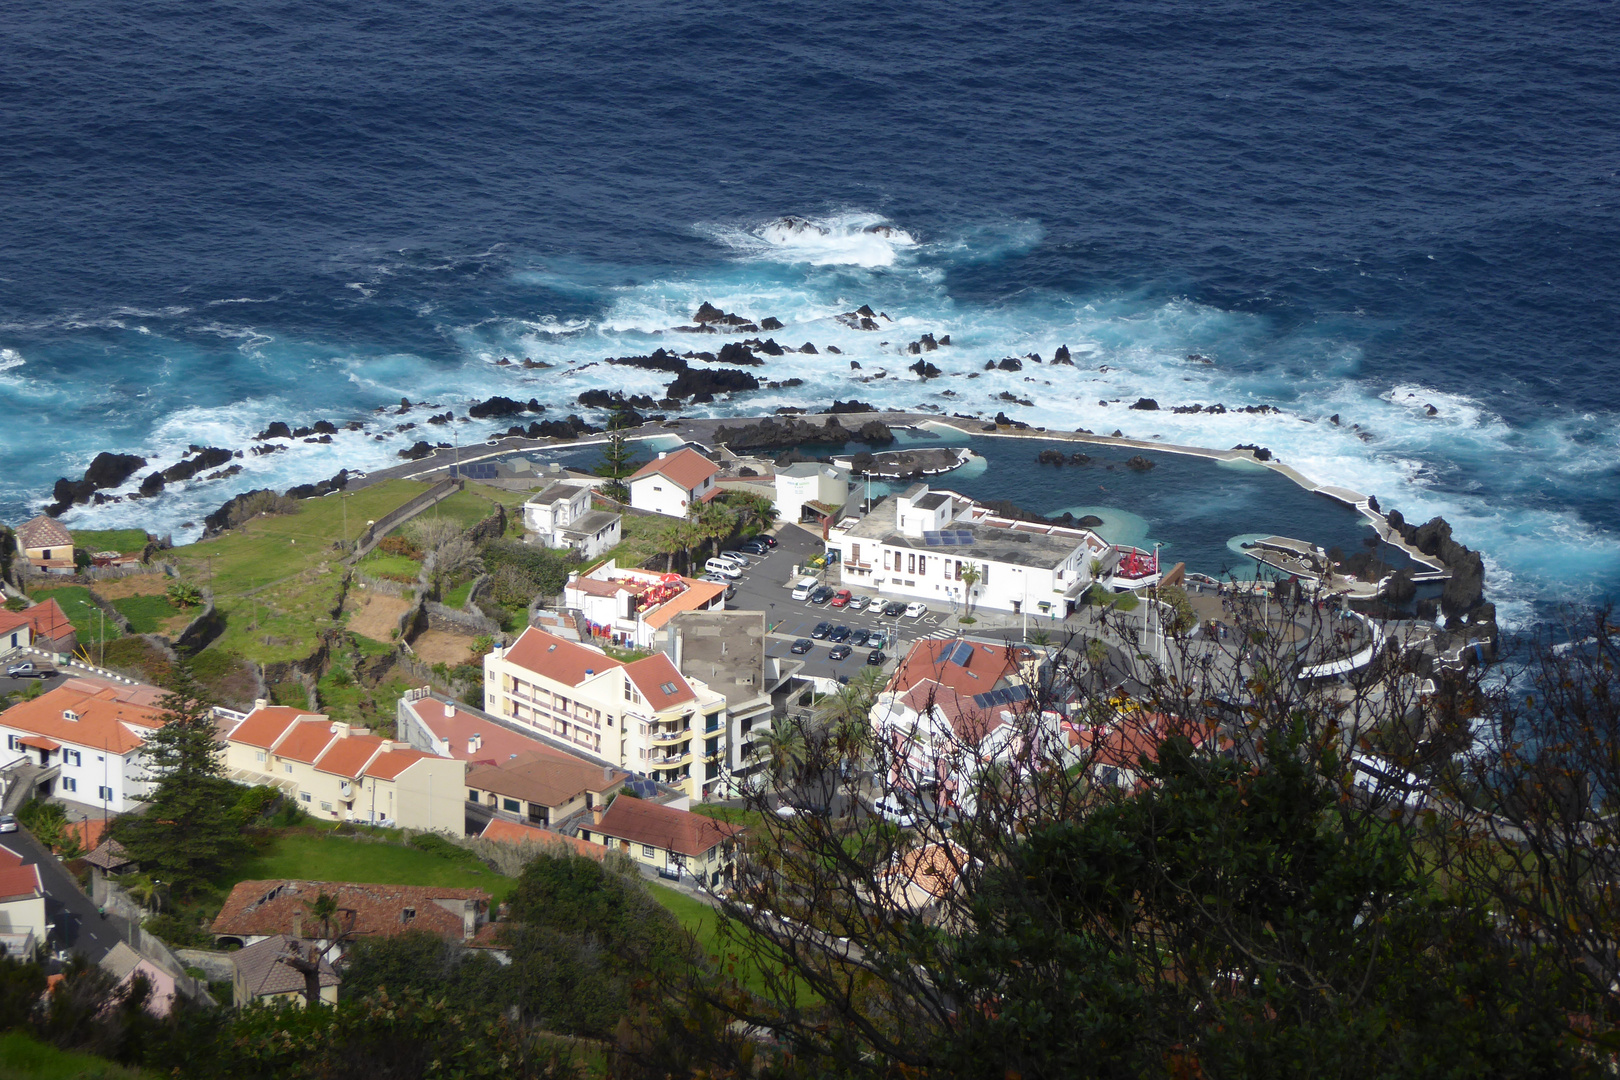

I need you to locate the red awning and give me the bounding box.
[18,735,61,751]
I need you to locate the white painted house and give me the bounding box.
[0,679,173,814]
[523,481,621,559]
[0,844,47,956]
[773,462,853,523]
[832,484,1114,617]
[628,448,720,518]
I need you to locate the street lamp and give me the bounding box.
[77,600,104,667]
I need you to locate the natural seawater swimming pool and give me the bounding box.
[524,426,1407,584]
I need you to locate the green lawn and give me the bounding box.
[0,1033,151,1080]
[164,480,443,664]
[70,528,150,554]
[442,579,474,609]
[233,830,516,901]
[25,586,120,643]
[648,883,817,1005]
[111,593,183,633]
[396,484,512,534]
[358,550,422,581]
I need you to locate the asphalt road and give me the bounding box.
[1,826,121,962]
[0,669,71,699]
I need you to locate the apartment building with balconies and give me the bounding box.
[483,627,727,799]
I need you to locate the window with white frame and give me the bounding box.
[67,750,81,766]
[300,792,312,803]
[642,844,656,858]
[98,786,113,801]
[62,777,77,793]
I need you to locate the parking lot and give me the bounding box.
[720,525,957,685]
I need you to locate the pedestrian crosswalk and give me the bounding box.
[918,627,957,641]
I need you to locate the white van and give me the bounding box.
[872,795,916,828]
[791,577,817,600]
[705,558,743,579]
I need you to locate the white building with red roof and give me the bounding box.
[220,703,463,830]
[0,843,47,956]
[563,559,727,649]
[870,637,1053,802]
[627,447,721,518]
[0,677,172,813]
[0,598,78,657]
[483,626,728,798]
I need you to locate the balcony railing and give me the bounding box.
[649,727,686,744]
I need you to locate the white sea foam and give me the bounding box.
[704,211,918,268]
[0,348,23,374]
[27,214,1620,626]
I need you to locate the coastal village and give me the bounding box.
[0,404,1502,1022]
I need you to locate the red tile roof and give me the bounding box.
[271,720,340,765]
[0,599,76,643]
[0,864,42,904]
[0,683,168,755]
[889,638,1029,697]
[594,798,742,858]
[1065,713,1215,775]
[230,706,319,749]
[0,846,42,903]
[405,697,556,763]
[365,748,434,782]
[466,750,626,808]
[211,880,491,943]
[16,515,73,551]
[502,627,623,687]
[623,653,696,710]
[478,818,607,860]
[313,735,385,780]
[629,447,719,491]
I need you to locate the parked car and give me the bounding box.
[811,622,833,639]
[721,550,752,567]
[850,628,871,647]
[760,534,779,547]
[882,601,907,617]
[830,589,852,608]
[791,577,818,600]
[871,795,916,828]
[846,595,869,612]
[702,576,737,598]
[5,661,56,679]
[810,586,835,605]
[904,602,928,618]
[739,540,769,555]
[866,649,887,666]
[0,814,15,834]
[789,638,814,655]
[704,558,743,579]
[828,644,853,661]
[828,625,851,643]
[867,630,888,649]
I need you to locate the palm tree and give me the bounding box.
[959,564,981,617]
[757,716,807,782]
[307,890,340,943]
[125,874,162,913]
[818,666,885,767]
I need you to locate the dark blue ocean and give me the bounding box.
[3,0,1617,628]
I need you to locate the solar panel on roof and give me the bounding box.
[954,529,974,543]
[945,640,975,667]
[939,533,959,546]
[923,531,942,546]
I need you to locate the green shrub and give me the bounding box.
[143,912,215,949]
[407,832,467,860]
[233,785,284,824]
